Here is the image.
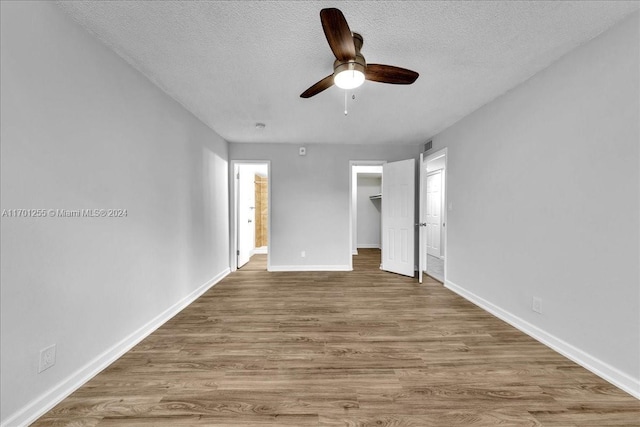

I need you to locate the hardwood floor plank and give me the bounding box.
[319,410,544,427]
[96,414,319,426]
[33,249,639,426]
[31,417,103,427]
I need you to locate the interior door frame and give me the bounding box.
[422,148,448,283]
[348,160,386,271]
[230,160,271,272]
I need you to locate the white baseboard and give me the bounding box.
[268,265,352,272]
[1,268,231,427]
[352,249,358,255]
[357,244,380,249]
[253,246,268,254]
[445,279,640,400]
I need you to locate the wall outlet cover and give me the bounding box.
[532,297,542,314]
[299,147,306,156]
[39,344,56,373]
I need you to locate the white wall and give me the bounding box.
[229,143,419,270]
[431,12,639,395]
[357,175,382,248]
[0,2,230,424]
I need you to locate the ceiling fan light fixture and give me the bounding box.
[333,61,365,89]
[334,69,365,89]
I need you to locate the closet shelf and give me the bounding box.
[369,194,382,200]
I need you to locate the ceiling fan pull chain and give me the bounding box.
[344,90,348,115]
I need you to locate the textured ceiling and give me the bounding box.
[57,1,638,145]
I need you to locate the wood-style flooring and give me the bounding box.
[34,249,639,426]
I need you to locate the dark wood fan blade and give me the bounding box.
[365,64,419,84]
[300,74,334,98]
[320,8,356,61]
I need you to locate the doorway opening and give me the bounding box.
[420,149,447,283]
[349,162,384,270]
[231,161,270,271]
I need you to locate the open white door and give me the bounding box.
[382,158,415,277]
[418,153,425,283]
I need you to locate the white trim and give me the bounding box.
[1,269,231,427]
[445,279,640,400]
[268,265,352,272]
[357,244,381,249]
[253,246,268,255]
[352,249,359,255]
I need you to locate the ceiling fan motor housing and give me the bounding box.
[333,54,366,76]
[333,32,366,76]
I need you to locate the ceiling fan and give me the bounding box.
[300,8,419,98]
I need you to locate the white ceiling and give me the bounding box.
[57,1,638,146]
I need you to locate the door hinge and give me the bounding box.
[236,250,240,255]
[236,173,240,179]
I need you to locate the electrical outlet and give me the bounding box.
[301,250,306,258]
[532,297,542,314]
[39,344,56,373]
